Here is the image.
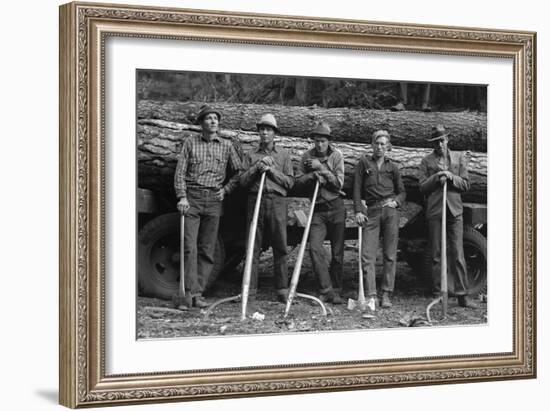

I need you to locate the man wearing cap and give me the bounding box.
[419,125,478,308]
[174,105,243,309]
[239,114,294,303]
[353,130,406,309]
[295,122,346,304]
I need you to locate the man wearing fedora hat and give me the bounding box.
[295,122,346,304]
[174,104,243,309]
[239,113,294,303]
[419,124,478,308]
[353,129,406,309]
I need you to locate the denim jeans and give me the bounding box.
[427,210,469,296]
[361,205,399,296]
[183,188,222,296]
[308,198,346,294]
[245,193,289,295]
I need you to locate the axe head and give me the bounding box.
[347,297,370,312]
[347,296,376,312]
[172,291,192,310]
[346,298,357,311]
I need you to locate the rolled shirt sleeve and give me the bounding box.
[353,157,366,213]
[223,144,244,194]
[174,139,191,199]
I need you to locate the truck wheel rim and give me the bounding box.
[148,233,179,289]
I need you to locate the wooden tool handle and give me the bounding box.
[285,180,320,317]
[241,172,267,320]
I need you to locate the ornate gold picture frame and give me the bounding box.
[59,1,536,408]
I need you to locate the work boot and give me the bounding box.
[277,289,289,304]
[380,292,392,308]
[366,296,377,312]
[458,295,479,309]
[193,295,210,309]
[319,292,331,303]
[391,102,406,111]
[331,291,344,305]
[319,290,341,304]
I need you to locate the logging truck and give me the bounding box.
[137,108,487,300]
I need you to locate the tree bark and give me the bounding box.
[138,119,487,204]
[138,100,487,152]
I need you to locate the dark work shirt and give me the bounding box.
[295,145,345,205]
[239,143,294,196]
[353,155,406,213]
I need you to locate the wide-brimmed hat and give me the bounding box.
[256,113,279,133]
[310,122,332,139]
[426,125,449,142]
[196,104,221,124]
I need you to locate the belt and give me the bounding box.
[250,191,283,197]
[187,186,219,195]
[366,197,394,208]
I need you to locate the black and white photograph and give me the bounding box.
[53,1,537,408]
[136,70,488,338]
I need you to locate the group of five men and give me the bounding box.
[173,104,478,311]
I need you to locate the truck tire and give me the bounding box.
[138,212,225,300]
[462,225,487,295]
[422,225,487,295]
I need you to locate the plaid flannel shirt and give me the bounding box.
[174,134,243,199]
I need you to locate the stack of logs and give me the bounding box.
[137,100,487,205]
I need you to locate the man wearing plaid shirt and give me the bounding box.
[174,105,242,309]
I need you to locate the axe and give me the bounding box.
[172,211,192,310]
[347,226,370,311]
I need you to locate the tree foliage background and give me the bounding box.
[137,70,487,112]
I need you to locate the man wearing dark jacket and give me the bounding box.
[419,125,478,308]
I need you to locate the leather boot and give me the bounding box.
[381,292,392,308]
[458,295,479,309]
[193,295,210,308]
[331,291,344,305]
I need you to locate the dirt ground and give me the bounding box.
[137,242,487,339]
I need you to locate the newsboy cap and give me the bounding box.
[310,122,332,139]
[196,104,222,124]
[256,113,279,133]
[426,125,449,142]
